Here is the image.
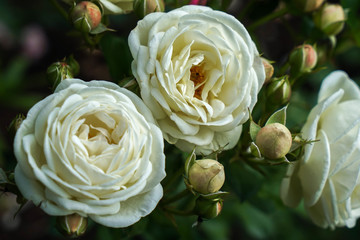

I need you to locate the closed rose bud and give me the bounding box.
[57,213,87,238]
[289,44,317,76]
[8,114,25,139]
[293,0,324,12]
[313,3,346,36]
[188,159,225,194]
[255,123,292,160]
[71,1,102,33]
[261,58,274,84]
[133,0,164,19]
[266,76,291,105]
[46,61,73,89]
[194,197,222,219]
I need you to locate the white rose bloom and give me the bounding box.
[99,0,133,14]
[281,71,360,229]
[128,5,265,155]
[14,79,166,228]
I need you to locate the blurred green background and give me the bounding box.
[1,0,360,239]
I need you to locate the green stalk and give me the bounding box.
[161,188,190,205]
[248,7,288,31]
[50,0,69,20]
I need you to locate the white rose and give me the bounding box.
[128,5,265,155]
[281,71,360,229]
[99,0,133,14]
[14,79,166,228]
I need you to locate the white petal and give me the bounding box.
[89,184,163,228]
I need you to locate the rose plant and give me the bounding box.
[281,71,360,229]
[13,79,166,228]
[129,5,265,155]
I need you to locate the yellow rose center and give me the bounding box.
[190,65,205,99]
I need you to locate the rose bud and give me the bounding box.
[70,1,102,33]
[293,0,324,12]
[57,213,87,238]
[194,197,222,219]
[313,3,346,36]
[133,0,164,19]
[188,159,225,194]
[46,61,73,89]
[255,123,292,160]
[289,44,317,76]
[266,76,291,105]
[261,58,274,84]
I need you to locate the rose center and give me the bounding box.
[190,65,205,99]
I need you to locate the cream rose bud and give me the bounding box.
[129,5,265,154]
[281,71,360,229]
[14,79,166,228]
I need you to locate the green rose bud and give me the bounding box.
[71,1,102,33]
[261,58,274,84]
[255,123,292,160]
[194,197,222,219]
[289,44,317,76]
[313,3,346,36]
[293,0,324,12]
[266,76,291,105]
[57,213,88,238]
[188,159,225,194]
[46,61,73,89]
[133,0,164,19]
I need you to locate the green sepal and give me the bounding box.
[265,105,288,126]
[250,142,262,158]
[90,23,115,35]
[200,191,229,200]
[184,148,196,178]
[249,111,261,142]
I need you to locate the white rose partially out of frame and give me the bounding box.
[14,79,166,228]
[129,5,265,155]
[281,71,360,229]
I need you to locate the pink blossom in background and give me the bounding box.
[189,0,207,5]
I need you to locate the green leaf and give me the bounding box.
[100,33,133,81]
[249,119,261,142]
[223,157,264,202]
[265,105,287,125]
[184,149,196,178]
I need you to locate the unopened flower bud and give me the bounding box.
[293,0,324,12]
[255,123,292,159]
[289,44,317,76]
[8,114,25,139]
[57,213,87,238]
[261,58,274,84]
[133,0,164,19]
[71,1,102,33]
[47,61,73,89]
[194,197,222,219]
[313,3,346,36]
[266,76,291,105]
[188,159,225,194]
